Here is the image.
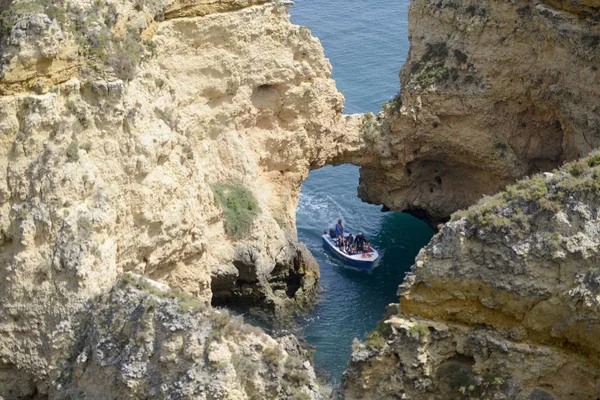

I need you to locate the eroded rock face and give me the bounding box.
[52,274,325,399]
[357,0,600,224]
[341,154,600,400]
[0,0,365,395]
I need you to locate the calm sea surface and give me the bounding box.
[290,0,435,381]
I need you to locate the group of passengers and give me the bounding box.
[333,219,371,255]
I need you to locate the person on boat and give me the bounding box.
[335,219,344,240]
[350,244,358,255]
[335,232,344,249]
[364,242,371,253]
[355,232,366,252]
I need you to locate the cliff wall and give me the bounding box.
[3,0,600,396]
[52,273,326,399]
[0,0,365,396]
[339,0,600,398]
[357,0,600,224]
[341,153,600,400]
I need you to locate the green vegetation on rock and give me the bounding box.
[121,272,206,313]
[1,0,159,80]
[417,66,449,88]
[408,323,429,338]
[383,91,403,111]
[54,273,321,398]
[0,0,68,37]
[452,151,600,241]
[66,139,79,162]
[212,183,260,238]
[437,362,507,399]
[361,112,381,142]
[421,42,448,64]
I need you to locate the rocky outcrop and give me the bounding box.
[339,0,600,397]
[0,0,365,396]
[51,273,325,399]
[341,153,600,399]
[357,0,600,224]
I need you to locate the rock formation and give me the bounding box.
[357,0,600,224]
[2,0,600,396]
[341,153,600,399]
[0,0,365,395]
[52,273,325,399]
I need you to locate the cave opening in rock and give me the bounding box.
[295,163,434,380]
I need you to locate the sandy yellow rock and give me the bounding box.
[0,0,365,396]
[342,156,600,400]
[357,0,600,225]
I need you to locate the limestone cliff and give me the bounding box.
[357,0,600,224]
[53,273,325,399]
[0,0,365,396]
[341,153,600,399]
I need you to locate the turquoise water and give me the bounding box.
[296,166,433,381]
[291,1,434,381]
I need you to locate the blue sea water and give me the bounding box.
[290,0,411,114]
[290,0,435,381]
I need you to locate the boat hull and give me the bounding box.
[322,234,378,270]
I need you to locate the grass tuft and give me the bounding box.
[212,184,260,238]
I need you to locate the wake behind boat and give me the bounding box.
[322,230,379,270]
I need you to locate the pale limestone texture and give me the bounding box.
[52,274,325,400]
[0,0,364,396]
[341,155,600,400]
[3,0,600,397]
[358,0,600,224]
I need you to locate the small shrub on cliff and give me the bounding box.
[421,42,448,64]
[417,66,449,88]
[66,139,80,162]
[120,273,206,314]
[361,112,381,142]
[465,4,487,17]
[387,92,403,110]
[543,232,563,252]
[212,184,260,238]
[65,100,77,114]
[1,0,159,81]
[438,361,509,399]
[110,27,145,81]
[232,351,263,389]
[455,151,600,241]
[566,159,588,177]
[289,388,311,400]
[77,215,93,235]
[365,331,386,349]
[284,356,311,386]
[66,100,91,129]
[0,0,68,38]
[274,216,287,230]
[408,323,429,338]
[453,49,468,64]
[263,346,282,368]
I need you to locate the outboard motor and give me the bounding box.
[328,224,336,238]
